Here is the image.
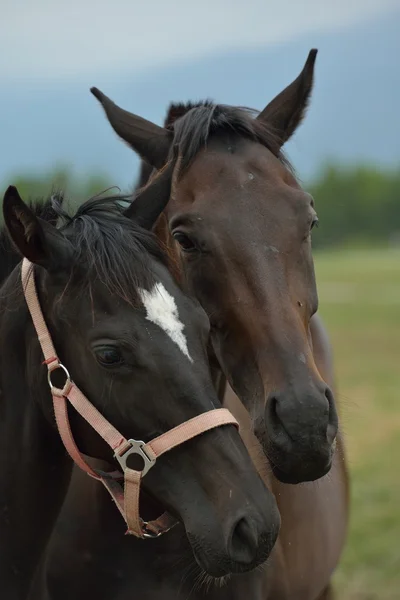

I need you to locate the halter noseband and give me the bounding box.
[21,259,239,539]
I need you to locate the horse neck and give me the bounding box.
[0,269,73,598]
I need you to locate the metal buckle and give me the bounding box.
[141,522,164,539]
[114,440,156,477]
[47,363,71,393]
[141,519,177,539]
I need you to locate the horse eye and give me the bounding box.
[173,231,197,252]
[94,346,123,368]
[310,217,319,230]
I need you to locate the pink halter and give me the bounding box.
[21,258,239,538]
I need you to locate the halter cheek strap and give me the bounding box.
[21,259,239,538]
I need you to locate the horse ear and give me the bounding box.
[257,49,317,147]
[3,186,73,270]
[124,146,179,230]
[90,87,172,169]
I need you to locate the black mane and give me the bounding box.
[52,193,164,303]
[136,100,292,189]
[164,100,291,173]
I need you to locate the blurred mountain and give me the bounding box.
[1,8,399,190]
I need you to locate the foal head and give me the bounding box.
[91,49,338,484]
[2,156,279,577]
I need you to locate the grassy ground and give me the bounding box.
[314,247,400,599]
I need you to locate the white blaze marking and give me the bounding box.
[139,283,192,362]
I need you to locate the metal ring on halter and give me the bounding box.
[47,363,71,393]
[114,439,156,477]
[142,523,164,539]
[141,520,177,539]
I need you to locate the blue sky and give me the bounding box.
[2,0,397,82]
[1,1,399,190]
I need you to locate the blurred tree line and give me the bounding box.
[1,167,115,214]
[1,162,399,249]
[308,163,400,249]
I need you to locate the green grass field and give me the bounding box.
[314,247,400,599]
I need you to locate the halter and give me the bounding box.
[21,259,239,539]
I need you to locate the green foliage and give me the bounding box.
[309,163,400,249]
[1,162,400,249]
[0,165,116,219]
[315,248,400,599]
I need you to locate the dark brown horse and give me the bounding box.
[91,50,339,485]
[28,50,347,599]
[88,49,349,597]
[0,158,280,598]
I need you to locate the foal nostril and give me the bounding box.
[325,386,338,444]
[228,517,258,565]
[265,394,283,437]
[324,386,334,409]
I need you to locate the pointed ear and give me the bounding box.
[124,145,180,229]
[257,49,317,146]
[3,186,73,270]
[90,87,172,169]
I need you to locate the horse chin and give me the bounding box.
[268,447,333,484]
[197,572,232,591]
[189,542,260,578]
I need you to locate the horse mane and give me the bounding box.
[52,193,165,303]
[1,187,166,304]
[164,100,292,174]
[164,100,214,130]
[0,196,61,284]
[135,99,292,190]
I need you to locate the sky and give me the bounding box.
[1,0,398,82]
[1,1,398,188]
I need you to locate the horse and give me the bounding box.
[0,154,280,599]
[87,48,349,597]
[28,49,347,599]
[91,49,341,483]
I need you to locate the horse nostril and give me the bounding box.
[324,386,333,407]
[324,386,338,444]
[269,395,278,416]
[228,517,258,565]
[265,394,283,437]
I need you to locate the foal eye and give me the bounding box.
[94,346,123,368]
[173,231,197,252]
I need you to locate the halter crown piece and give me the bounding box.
[21,258,239,538]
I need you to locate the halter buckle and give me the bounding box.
[114,440,156,477]
[141,522,164,539]
[141,519,177,539]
